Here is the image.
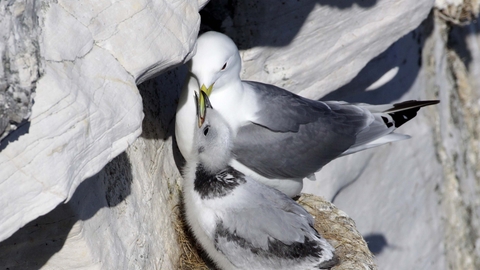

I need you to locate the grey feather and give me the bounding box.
[234,81,371,179]
[340,99,439,154]
[184,99,336,269]
[214,178,333,269]
[223,181,315,247]
[244,81,370,133]
[234,81,438,179]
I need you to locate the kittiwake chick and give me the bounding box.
[182,92,337,270]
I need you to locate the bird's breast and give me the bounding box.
[175,77,197,158]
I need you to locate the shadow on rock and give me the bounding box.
[0,152,133,269]
[447,19,480,72]
[321,12,434,104]
[0,121,30,152]
[138,65,188,141]
[200,0,378,49]
[363,233,389,255]
[137,64,189,177]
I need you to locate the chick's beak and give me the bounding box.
[195,90,213,127]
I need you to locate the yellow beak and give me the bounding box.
[200,83,213,96]
[196,89,213,127]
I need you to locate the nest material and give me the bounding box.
[298,194,376,270]
[176,193,377,269]
[174,203,211,270]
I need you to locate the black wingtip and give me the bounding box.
[385,100,439,128]
[384,100,440,113]
[389,109,418,128]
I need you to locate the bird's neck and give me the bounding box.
[175,76,199,158]
[209,81,249,132]
[213,76,243,94]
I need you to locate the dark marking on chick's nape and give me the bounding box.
[194,165,246,199]
[214,221,327,262]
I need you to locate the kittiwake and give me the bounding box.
[175,31,439,197]
[183,92,337,270]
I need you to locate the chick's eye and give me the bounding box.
[221,62,227,71]
[203,126,210,136]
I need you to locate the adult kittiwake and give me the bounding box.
[175,31,439,197]
[183,92,337,270]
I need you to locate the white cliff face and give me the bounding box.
[303,18,446,269]
[0,67,190,269]
[3,0,478,269]
[0,0,39,141]
[0,0,205,253]
[304,9,480,270]
[429,13,480,269]
[219,0,435,100]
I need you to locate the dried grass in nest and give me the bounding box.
[175,193,376,270]
[174,202,211,270]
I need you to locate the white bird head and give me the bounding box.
[193,91,233,174]
[190,31,242,97]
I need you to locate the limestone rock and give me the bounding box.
[0,0,203,243]
[428,11,480,269]
[304,9,480,270]
[2,0,460,269]
[0,0,40,141]
[435,0,479,24]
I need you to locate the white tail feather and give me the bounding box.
[341,133,410,156]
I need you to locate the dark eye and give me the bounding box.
[221,62,227,71]
[203,126,210,136]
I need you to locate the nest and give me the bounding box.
[175,193,377,269]
[174,202,211,270]
[298,194,376,270]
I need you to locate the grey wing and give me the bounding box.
[244,189,316,247]
[234,81,372,179]
[217,183,321,252]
